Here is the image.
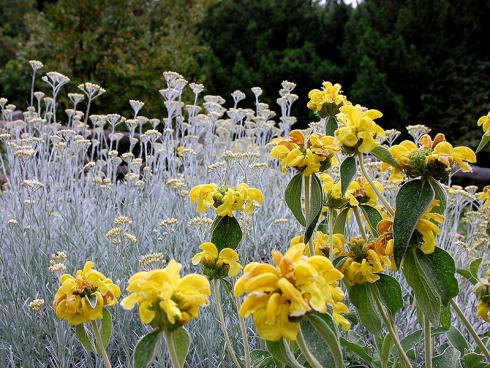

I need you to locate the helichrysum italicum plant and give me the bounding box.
[0,60,490,368]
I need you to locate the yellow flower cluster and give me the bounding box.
[307,81,350,117]
[476,270,490,323]
[54,261,121,326]
[290,232,345,257]
[234,243,350,341]
[270,130,337,176]
[320,174,383,209]
[120,260,210,330]
[477,112,490,134]
[192,242,242,278]
[339,237,392,285]
[189,183,263,217]
[381,134,476,182]
[335,104,385,154]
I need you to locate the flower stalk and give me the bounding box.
[90,320,112,368]
[303,175,314,255]
[423,315,432,368]
[164,330,182,368]
[235,294,251,368]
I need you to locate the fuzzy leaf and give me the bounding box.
[284,172,306,226]
[393,179,435,266]
[340,337,373,365]
[349,284,382,334]
[133,330,161,368]
[325,116,338,136]
[304,173,323,243]
[333,208,349,235]
[86,294,98,309]
[171,328,191,366]
[375,274,403,316]
[432,346,462,368]
[447,326,469,354]
[75,324,95,353]
[101,308,112,348]
[211,215,242,250]
[305,313,344,368]
[371,145,401,169]
[476,134,490,153]
[360,204,382,237]
[429,178,447,215]
[340,156,356,196]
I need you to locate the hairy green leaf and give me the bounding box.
[371,145,401,169]
[375,274,404,316]
[133,330,161,368]
[340,156,356,196]
[285,172,306,226]
[211,215,242,250]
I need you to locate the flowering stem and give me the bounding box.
[283,339,305,368]
[423,316,432,368]
[358,153,395,217]
[304,175,314,255]
[213,279,241,368]
[353,206,368,242]
[296,328,322,368]
[164,330,182,368]
[90,320,112,368]
[234,293,251,368]
[328,208,335,262]
[370,285,413,368]
[450,299,490,361]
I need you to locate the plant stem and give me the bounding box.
[370,285,413,368]
[423,316,433,368]
[213,279,241,368]
[358,153,395,217]
[283,339,305,368]
[90,320,112,368]
[451,299,490,361]
[164,330,181,368]
[234,293,251,368]
[353,206,368,242]
[296,328,322,368]
[328,208,335,262]
[304,175,314,255]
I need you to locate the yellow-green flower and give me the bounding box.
[120,260,210,330]
[335,104,384,154]
[477,112,490,134]
[53,261,120,326]
[475,270,490,323]
[192,242,242,278]
[479,186,490,206]
[234,243,350,341]
[307,81,350,117]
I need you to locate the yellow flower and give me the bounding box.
[270,130,337,176]
[335,104,384,153]
[476,270,490,323]
[307,81,349,116]
[120,260,210,329]
[237,183,264,215]
[380,140,418,182]
[339,238,391,285]
[479,186,490,206]
[428,140,476,172]
[192,242,242,278]
[477,112,490,134]
[415,200,444,254]
[313,231,345,257]
[477,301,490,322]
[235,243,349,341]
[189,184,218,212]
[54,261,120,326]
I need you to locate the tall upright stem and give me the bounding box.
[234,293,251,368]
[213,280,241,368]
[353,206,368,242]
[451,299,490,361]
[90,320,112,368]
[358,153,395,217]
[304,175,314,255]
[328,208,335,262]
[164,330,182,368]
[370,285,413,368]
[424,316,432,368]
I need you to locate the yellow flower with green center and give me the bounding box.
[270,130,337,176]
[234,243,350,341]
[307,81,350,117]
[477,112,490,134]
[192,242,242,278]
[120,260,210,330]
[53,261,120,326]
[476,270,490,323]
[189,183,263,217]
[414,200,444,254]
[339,237,391,286]
[335,104,384,154]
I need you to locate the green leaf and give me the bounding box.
[101,308,112,348]
[305,174,323,243]
[393,179,435,266]
[462,352,488,368]
[325,116,338,136]
[476,134,490,153]
[133,330,161,368]
[360,204,382,237]
[432,346,462,368]
[440,304,452,330]
[75,324,95,353]
[317,216,329,233]
[457,268,479,285]
[470,258,483,279]
[340,337,373,364]
[305,313,344,368]
[340,157,356,196]
[398,327,447,357]
[447,326,469,354]
[349,284,382,334]
[285,172,306,226]
[375,274,404,316]
[265,340,291,366]
[333,208,349,235]
[380,334,393,368]
[429,178,447,215]
[371,145,401,169]
[171,328,191,366]
[85,294,98,309]
[487,221,490,237]
[301,319,335,366]
[211,215,242,250]
[220,278,233,295]
[250,349,276,368]
[403,248,459,324]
